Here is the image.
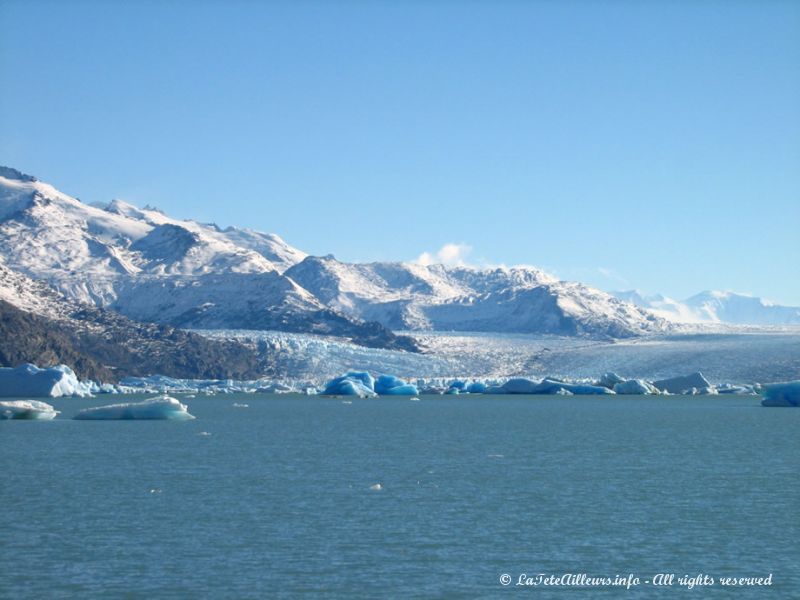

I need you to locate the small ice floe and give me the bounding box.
[74,395,195,420]
[232,403,249,408]
[487,454,505,458]
[149,488,162,494]
[0,400,60,420]
[198,431,212,436]
[410,397,421,402]
[341,400,352,405]
[369,483,383,491]
[185,394,196,399]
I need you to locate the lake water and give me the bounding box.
[2,394,797,598]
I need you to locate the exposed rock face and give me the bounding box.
[0,299,265,382]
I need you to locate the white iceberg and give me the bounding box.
[613,379,661,395]
[0,400,59,420]
[652,372,710,394]
[761,381,800,407]
[74,395,196,420]
[598,372,626,389]
[0,364,94,398]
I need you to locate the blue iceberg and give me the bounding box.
[322,372,377,397]
[466,382,488,394]
[761,381,800,407]
[374,375,418,396]
[493,377,615,395]
[74,395,196,420]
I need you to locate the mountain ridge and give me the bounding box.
[1,166,666,342]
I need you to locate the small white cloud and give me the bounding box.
[416,243,472,267]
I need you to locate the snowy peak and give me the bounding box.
[685,291,800,325]
[0,170,292,294]
[286,255,664,337]
[613,289,800,326]
[219,227,307,273]
[130,224,201,263]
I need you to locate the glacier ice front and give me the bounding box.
[0,400,59,420]
[761,381,800,407]
[0,364,93,398]
[74,395,196,420]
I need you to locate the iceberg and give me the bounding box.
[598,372,626,389]
[761,381,800,407]
[490,377,614,395]
[0,400,59,420]
[498,378,541,394]
[375,375,419,396]
[321,372,377,397]
[652,372,710,394]
[74,395,196,420]
[717,384,755,395]
[466,382,488,394]
[0,364,94,398]
[532,379,615,395]
[613,379,661,395]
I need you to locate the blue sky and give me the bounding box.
[1,1,799,303]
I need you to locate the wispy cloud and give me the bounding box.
[597,266,629,286]
[416,243,473,267]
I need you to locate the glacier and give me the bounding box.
[74,395,196,420]
[760,382,800,407]
[0,364,94,398]
[0,399,59,420]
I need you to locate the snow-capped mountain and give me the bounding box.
[285,255,663,337]
[0,167,418,350]
[613,289,800,326]
[0,166,665,342]
[685,291,800,325]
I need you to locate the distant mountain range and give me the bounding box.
[612,290,800,326]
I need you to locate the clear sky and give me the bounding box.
[1,0,799,303]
